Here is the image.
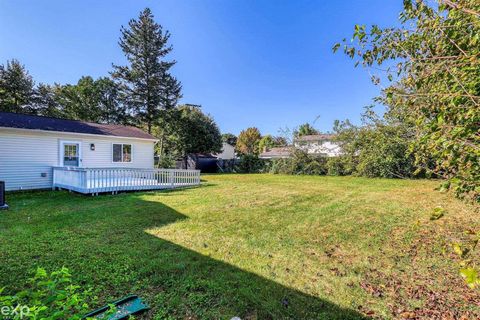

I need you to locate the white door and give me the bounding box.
[61,141,82,167]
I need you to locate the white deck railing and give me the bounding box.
[52,167,201,194]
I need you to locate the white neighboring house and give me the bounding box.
[259,134,342,159]
[0,112,159,191]
[294,134,342,157]
[214,142,236,160]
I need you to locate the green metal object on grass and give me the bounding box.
[83,295,149,319]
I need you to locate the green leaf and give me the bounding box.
[35,267,48,279]
[430,207,445,220]
[460,267,479,288]
[332,43,341,53]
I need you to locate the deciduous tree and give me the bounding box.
[295,123,319,137]
[170,105,222,166]
[236,127,262,155]
[55,76,103,122]
[335,0,480,201]
[258,135,276,152]
[222,133,237,146]
[94,77,128,124]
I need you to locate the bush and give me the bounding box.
[326,156,353,176]
[237,154,266,173]
[333,117,418,179]
[353,133,416,178]
[270,149,327,175]
[0,267,95,319]
[156,154,176,168]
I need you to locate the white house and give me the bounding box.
[294,134,342,157]
[259,134,342,159]
[0,112,200,193]
[214,142,236,160]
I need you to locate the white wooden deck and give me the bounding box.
[52,167,200,195]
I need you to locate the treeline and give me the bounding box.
[333,0,479,202]
[0,8,222,163]
[222,123,317,156]
[0,64,128,124]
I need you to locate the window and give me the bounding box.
[113,144,132,162]
[63,143,79,166]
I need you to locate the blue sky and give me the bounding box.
[0,0,402,135]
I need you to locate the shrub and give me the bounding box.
[156,154,176,168]
[336,1,480,200]
[333,115,418,179]
[326,156,353,176]
[237,154,265,173]
[270,149,327,175]
[353,127,416,178]
[0,267,96,319]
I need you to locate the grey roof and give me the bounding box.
[259,147,292,159]
[0,112,157,140]
[294,134,335,142]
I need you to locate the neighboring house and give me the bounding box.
[214,142,236,160]
[215,142,238,172]
[259,134,342,159]
[259,147,292,159]
[0,112,158,191]
[294,134,342,157]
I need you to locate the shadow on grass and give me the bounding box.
[0,191,368,320]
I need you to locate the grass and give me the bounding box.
[0,174,479,319]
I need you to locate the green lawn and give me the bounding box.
[1,174,479,319]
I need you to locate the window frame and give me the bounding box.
[112,143,133,163]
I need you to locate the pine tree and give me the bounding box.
[33,83,63,117]
[112,8,182,134]
[0,59,36,114]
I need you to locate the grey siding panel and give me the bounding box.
[0,128,155,191]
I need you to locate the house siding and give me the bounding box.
[214,143,236,160]
[0,128,155,191]
[295,140,342,157]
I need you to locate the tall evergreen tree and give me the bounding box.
[0,59,36,114]
[112,8,182,134]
